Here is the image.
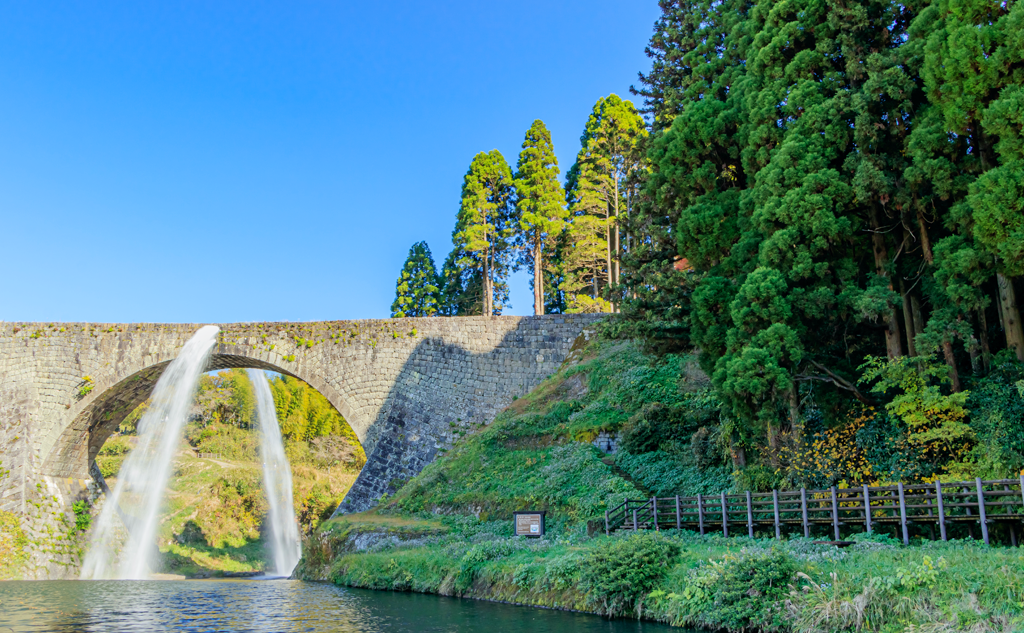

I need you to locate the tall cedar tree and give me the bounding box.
[913,0,1024,364]
[564,95,646,312]
[390,241,440,318]
[453,151,515,316]
[514,120,568,315]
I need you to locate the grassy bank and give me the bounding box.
[304,515,1024,632]
[297,335,1024,631]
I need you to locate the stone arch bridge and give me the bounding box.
[0,315,598,576]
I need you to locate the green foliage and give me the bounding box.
[860,356,974,464]
[192,369,257,430]
[78,375,94,398]
[615,451,731,498]
[654,547,797,631]
[0,510,28,580]
[71,500,92,534]
[297,484,344,535]
[269,375,363,454]
[449,150,516,316]
[603,0,1024,484]
[514,120,567,315]
[562,94,646,311]
[580,532,680,617]
[390,241,440,318]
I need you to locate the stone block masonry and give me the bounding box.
[0,315,601,577]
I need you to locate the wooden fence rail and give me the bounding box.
[604,476,1024,546]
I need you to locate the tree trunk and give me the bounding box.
[900,278,918,356]
[917,207,934,265]
[730,443,747,469]
[968,334,981,375]
[997,273,1024,361]
[483,248,492,316]
[943,339,962,392]
[766,421,781,469]
[870,205,903,358]
[533,238,544,316]
[605,211,614,312]
[911,292,926,337]
[978,308,992,373]
[613,177,621,312]
[788,385,803,448]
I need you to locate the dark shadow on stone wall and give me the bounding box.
[333,316,595,516]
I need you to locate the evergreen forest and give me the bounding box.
[391,0,1024,487]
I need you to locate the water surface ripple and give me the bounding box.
[0,580,679,633]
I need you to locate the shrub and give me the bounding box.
[581,532,680,617]
[657,547,797,631]
[297,484,343,535]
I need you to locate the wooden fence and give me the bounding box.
[605,476,1024,546]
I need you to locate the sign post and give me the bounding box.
[513,511,546,537]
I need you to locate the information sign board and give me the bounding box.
[513,511,546,537]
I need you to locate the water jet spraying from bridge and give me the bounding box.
[249,369,301,577]
[81,325,220,580]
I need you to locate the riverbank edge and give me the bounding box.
[294,518,1024,632]
[294,522,614,620]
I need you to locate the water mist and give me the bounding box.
[81,325,220,580]
[249,369,301,577]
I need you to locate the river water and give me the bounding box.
[0,580,679,633]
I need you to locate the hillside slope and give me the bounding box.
[298,335,1024,632]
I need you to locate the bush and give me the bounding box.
[621,403,681,454]
[615,450,731,497]
[297,484,343,534]
[98,435,133,456]
[581,532,680,617]
[657,547,797,631]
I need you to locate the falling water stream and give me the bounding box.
[249,369,302,577]
[81,326,220,580]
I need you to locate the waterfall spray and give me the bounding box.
[81,325,220,580]
[248,369,302,577]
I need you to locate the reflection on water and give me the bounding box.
[0,580,680,633]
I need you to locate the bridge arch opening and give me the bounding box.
[81,360,365,576]
[43,352,366,481]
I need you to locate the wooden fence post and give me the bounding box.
[674,495,681,530]
[898,483,909,546]
[721,492,729,537]
[746,491,754,538]
[653,497,660,531]
[936,480,947,542]
[830,486,841,541]
[976,478,990,545]
[605,509,609,536]
[863,484,872,534]
[633,508,638,532]
[697,493,705,535]
[801,488,809,538]
[1004,484,1017,547]
[772,490,781,539]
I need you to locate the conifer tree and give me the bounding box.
[915,0,1024,361]
[453,151,515,316]
[390,241,440,318]
[564,95,646,311]
[514,120,567,315]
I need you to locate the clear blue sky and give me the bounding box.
[0,1,661,323]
